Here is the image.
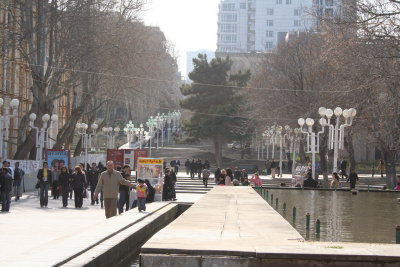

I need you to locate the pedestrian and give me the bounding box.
[170,169,177,200]
[51,159,60,200]
[241,169,248,183]
[204,159,210,170]
[371,166,375,178]
[13,162,25,201]
[87,163,101,205]
[331,172,341,189]
[136,179,148,212]
[94,161,133,218]
[145,179,155,203]
[1,167,13,212]
[225,168,233,186]
[197,159,203,179]
[347,169,359,189]
[202,167,211,188]
[189,159,196,179]
[72,166,87,208]
[219,169,227,185]
[377,159,385,178]
[233,167,242,182]
[339,159,348,180]
[265,160,271,176]
[303,171,317,188]
[170,159,176,173]
[118,165,132,214]
[250,172,262,187]
[162,169,174,200]
[59,166,71,207]
[185,159,190,175]
[37,162,53,208]
[214,167,221,184]
[242,177,250,186]
[175,159,181,173]
[270,159,277,178]
[2,160,13,176]
[68,163,74,200]
[394,180,400,191]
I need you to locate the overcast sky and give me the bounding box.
[140,0,220,76]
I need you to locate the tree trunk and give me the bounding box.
[319,133,329,188]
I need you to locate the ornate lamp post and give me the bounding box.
[29,113,58,161]
[124,120,136,144]
[76,122,98,169]
[135,123,145,149]
[102,126,120,149]
[146,117,157,156]
[291,128,303,176]
[166,112,172,143]
[0,98,19,159]
[298,117,327,180]
[318,107,357,173]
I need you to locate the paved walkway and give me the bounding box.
[0,190,201,266]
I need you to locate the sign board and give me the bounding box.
[46,149,70,169]
[134,149,148,171]
[106,149,124,167]
[137,157,164,201]
[123,149,135,169]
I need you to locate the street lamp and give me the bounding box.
[135,123,145,149]
[76,122,98,169]
[123,120,136,144]
[0,97,19,159]
[166,112,172,143]
[155,113,165,149]
[29,113,58,161]
[146,117,157,156]
[298,117,327,180]
[290,128,303,176]
[319,107,357,173]
[102,126,120,149]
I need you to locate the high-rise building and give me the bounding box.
[217,0,348,53]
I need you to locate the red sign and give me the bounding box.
[106,149,124,167]
[134,149,148,171]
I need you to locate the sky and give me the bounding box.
[140,0,220,77]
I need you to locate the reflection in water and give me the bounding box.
[266,189,400,243]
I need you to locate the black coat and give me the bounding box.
[59,172,71,187]
[87,169,100,187]
[0,172,13,193]
[37,168,53,184]
[71,173,87,190]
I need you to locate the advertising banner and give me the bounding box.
[123,149,135,169]
[45,149,70,169]
[106,149,124,167]
[134,149,148,170]
[137,157,163,201]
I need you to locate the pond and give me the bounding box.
[262,188,400,243]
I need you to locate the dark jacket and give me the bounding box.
[59,172,71,187]
[119,172,131,191]
[13,167,25,187]
[303,176,317,188]
[37,168,53,184]
[87,169,100,187]
[0,172,13,193]
[71,173,87,190]
[347,172,359,183]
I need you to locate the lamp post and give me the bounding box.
[146,117,157,156]
[318,107,357,173]
[102,126,120,149]
[0,98,19,159]
[123,120,136,145]
[291,128,302,176]
[76,122,98,169]
[298,117,327,180]
[29,113,58,161]
[166,112,172,143]
[155,113,165,149]
[135,124,145,149]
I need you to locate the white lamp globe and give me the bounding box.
[342,109,350,118]
[91,123,98,130]
[318,107,327,117]
[305,118,314,127]
[51,114,58,122]
[42,114,50,122]
[326,109,334,118]
[10,98,19,108]
[114,127,120,132]
[29,113,37,121]
[334,107,343,116]
[349,108,357,117]
[319,118,327,127]
[81,123,88,130]
[298,118,305,127]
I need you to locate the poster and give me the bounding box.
[106,149,124,167]
[134,149,148,171]
[46,149,70,169]
[137,158,163,201]
[123,149,135,169]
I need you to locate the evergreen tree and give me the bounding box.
[180,54,251,166]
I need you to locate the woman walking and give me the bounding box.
[250,172,263,187]
[37,162,53,208]
[377,159,385,178]
[71,166,87,208]
[59,167,71,207]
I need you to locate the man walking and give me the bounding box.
[94,161,133,218]
[87,163,100,205]
[1,167,13,212]
[185,159,190,175]
[118,165,132,214]
[270,159,277,179]
[202,167,210,188]
[13,162,25,201]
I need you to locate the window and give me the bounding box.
[267,9,274,15]
[240,3,246,9]
[220,34,237,43]
[325,0,333,6]
[266,31,274,37]
[276,0,282,4]
[222,3,235,11]
[294,9,300,16]
[294,20,301,26]
[265,42,274,49]
[266,20,274,26]
[221,13,237,22]
[286,0,292,4]
[219,24,237,33]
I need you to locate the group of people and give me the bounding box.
[214,167,257,187]
[1,161,25,212]
[185,159,210,179]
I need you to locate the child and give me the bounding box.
[371,166,375,178]
[136,179,148,212]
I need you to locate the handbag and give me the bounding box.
[83,188,89,198]
[35,180,40,189]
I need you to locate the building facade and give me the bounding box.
[217,0,347,53]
